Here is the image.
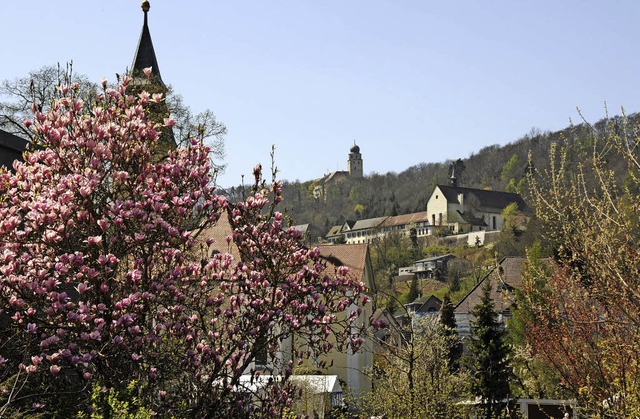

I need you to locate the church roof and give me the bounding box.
[436,184,527,212]
[131,1,164,86]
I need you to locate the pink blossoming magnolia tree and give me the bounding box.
[0,72,368,418]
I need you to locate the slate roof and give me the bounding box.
[351,216,388,231]
[131,1,164,85]
[0,129,28,170]
[381,211,430,228]
[325,225,343,238]
[454,257,528,315]
[414,254,453,264]
[436,184,527,212]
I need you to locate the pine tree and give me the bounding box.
[466,280,512,419]
[439,294,462,372]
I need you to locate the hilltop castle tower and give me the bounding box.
[348,142,363,178]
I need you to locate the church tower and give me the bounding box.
[130,0,176,148]
[348,142,363,178]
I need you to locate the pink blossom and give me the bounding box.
[143,67,153,78]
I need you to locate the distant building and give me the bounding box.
[291,223,322,246]
[426,172,527,235]
[398,254,454,279]
[314,143,363,199]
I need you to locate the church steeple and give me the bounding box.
[129,0,175,149]
[131,0,164,86]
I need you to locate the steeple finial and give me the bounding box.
[131,0,164,85]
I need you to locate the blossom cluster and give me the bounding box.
[0,71,368,417]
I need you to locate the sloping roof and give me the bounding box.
[317,243,370,288]
[292,224,310,234]
[318,170,349,185]
[381,211,430,228]
[351,216,388,231]
[200,221,371,287]
[0,129,28,170]
[454,257,528,315]
[456,210,488,226]
[436,184,527,212]
[325,225,343,238]
[131,1,164,85]
[414,254,454,264]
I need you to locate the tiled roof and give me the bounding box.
[381,211,430,228]
[200,220,372,287]
[436,185,527,212]
[199,215,240,260]
[317,243,370,287]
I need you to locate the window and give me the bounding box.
[254,335,268,367]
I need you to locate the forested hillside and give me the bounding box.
[252,112,639,231]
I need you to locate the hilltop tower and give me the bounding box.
[348,142,363,178]
[130,0,176,148]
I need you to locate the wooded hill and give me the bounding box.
[235,112,638,232]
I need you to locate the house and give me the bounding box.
[404,295,442,315]
[325,224,348,244]
[454,257,527,337]
[313,143,363,199]
[394,295,442,329]
[324,211,433,245]
[0,129,28,170]
[200,219,375,398]
[379,211,432,239]
[426,175,527,235]
[398,254,454,279]
[292,223,322,246]
[343,216,388,244]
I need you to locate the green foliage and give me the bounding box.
[77,380,153,419]
[440,294,462,372]
[501,154,521,183]
[361,317,469,418]
[398,277,419,305]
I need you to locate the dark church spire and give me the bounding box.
[131,0,164,86]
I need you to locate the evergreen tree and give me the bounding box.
[466,280,512,419]
[439,294,462,372]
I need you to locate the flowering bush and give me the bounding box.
[0,72,367,418]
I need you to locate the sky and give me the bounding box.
[2,1,639,188]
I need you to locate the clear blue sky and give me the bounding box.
[2,1,639,188]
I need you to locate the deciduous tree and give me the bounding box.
[0,72,367,418]
[522,112,640,416]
